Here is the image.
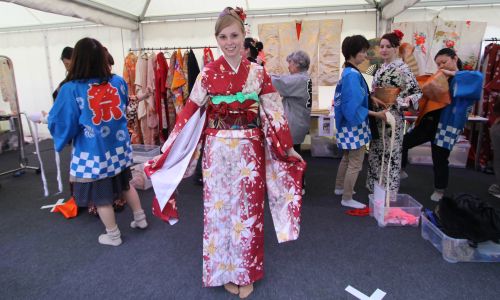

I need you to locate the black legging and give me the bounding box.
[401,109,451,190]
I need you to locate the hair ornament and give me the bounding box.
[393,29,404,41]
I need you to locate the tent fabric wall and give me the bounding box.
[1,4,499,137]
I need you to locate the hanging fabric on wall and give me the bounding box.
[393,18,487,75]
[258,19,343,109]
[0,58,18,115]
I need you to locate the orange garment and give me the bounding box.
[123,52,138,96]
[171,49,187,112]
[415,70,451,125]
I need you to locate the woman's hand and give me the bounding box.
[371,95,387,109]
[286,147,304,162]
[151,154,162,166]
[369,110,388,121]
[440,69,457,77]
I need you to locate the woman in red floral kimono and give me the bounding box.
[145,7,305,299]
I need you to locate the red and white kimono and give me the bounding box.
[145,56,305,287]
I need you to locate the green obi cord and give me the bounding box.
[211,92,259,104]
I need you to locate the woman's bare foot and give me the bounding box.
[224,283,239,295]
[239,283,254,299]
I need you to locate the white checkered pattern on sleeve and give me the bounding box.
[434,123,461,150]
[70,144,133,179]
[336,120,371,150]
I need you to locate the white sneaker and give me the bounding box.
[334,189,356,196]
[430,190,444,202]
[341,199,366,209]
[400,170,408,180]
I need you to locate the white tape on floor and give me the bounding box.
[41,198,65,212]
[345,285,386,300]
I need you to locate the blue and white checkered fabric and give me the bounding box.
[434,123,461,150]
[336,121,371,150]
[70,144,133,179]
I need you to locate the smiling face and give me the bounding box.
[216,22,244,61]
[379,38,397,62]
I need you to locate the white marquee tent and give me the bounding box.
[0,0,499,137]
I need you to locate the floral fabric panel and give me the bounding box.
[393,19,486,75]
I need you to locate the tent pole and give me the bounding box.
[43,31,54,95]
[139,23,144,49]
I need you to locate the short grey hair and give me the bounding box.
[286,50,310,72]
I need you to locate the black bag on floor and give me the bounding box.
[436,194,500,247]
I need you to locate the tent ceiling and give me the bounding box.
[0,0,499,31]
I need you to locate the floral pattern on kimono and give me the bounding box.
[145,57,305,287]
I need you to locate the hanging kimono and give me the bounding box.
[187,49,201,93]
[366,59,422,194]
[123,52,142,144]
[258,19,342,109]
[478,43,500,168]
[135,53,159,145]
[144,56,305,287]
[155,52,169,142]
[393,19,487,75]
[167,49,188,113]
[203,47,215,66]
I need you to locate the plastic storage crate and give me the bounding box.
[132,144,160,164]
[421,214,500,263]
[368,194,422,227]
[310,135,342,158]
[408,141,471,168]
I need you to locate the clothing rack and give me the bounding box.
[129,46,218,51]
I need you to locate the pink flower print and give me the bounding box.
[445,40,455,48]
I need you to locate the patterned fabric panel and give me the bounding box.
[336,120,371,150]
[70,144,133,179]
[434,123,461,150]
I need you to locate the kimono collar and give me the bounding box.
[222,55,242,73]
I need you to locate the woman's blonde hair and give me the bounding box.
[215,7,245,36]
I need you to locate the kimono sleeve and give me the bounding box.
[259,69,293,150]
[452,71,484,100]
[397,64,422,109]
[48,84,80,152]
[340,72,368,127]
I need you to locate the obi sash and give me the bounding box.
[206,92,260,130]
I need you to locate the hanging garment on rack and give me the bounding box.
[171,49,187,113]
[155,52,169,143]
[478,43,500,168]
[393,19,487,75]
[135,53,159,145]
[182,50,190,100]
[124,52,142,144]
[258,19,342,109]
[203,47,214,66]
[188,49,201,94]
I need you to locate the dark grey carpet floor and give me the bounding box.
[1,140,499,300]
